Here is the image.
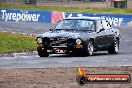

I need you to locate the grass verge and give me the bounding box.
[0,32,36,54]
[0,4,132,14]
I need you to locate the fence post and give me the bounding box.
[25,0,36,5]
[0,0,7,5]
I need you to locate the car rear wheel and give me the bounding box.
[86,41,94,56]
[108,39,119,54]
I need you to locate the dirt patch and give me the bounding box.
[0,67,132,88]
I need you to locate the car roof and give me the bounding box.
[64,17,104,20]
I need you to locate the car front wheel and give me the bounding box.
[86,41,94,56]
[37,47,49,57]
[108,39,119,54]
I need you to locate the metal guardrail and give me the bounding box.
[3,0,106,3]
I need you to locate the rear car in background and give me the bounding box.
[36,17,121,57]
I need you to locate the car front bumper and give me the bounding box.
[37,44,84,54]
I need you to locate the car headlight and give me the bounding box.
[76,39,82,45]
[37,38,42,44]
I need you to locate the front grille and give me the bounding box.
[50,37,67,47]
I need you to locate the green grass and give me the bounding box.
[0,4,132,14]
[0,32,36,54]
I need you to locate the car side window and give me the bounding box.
[79,20,95,31]
[102,20,111,30]
[96,20,103,32]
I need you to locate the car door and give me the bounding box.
[95,29,108,48]
[102,20,115,46]
[94,20,108,49]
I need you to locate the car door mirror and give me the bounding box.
[97,28,105,33]
[49,28,54,31]
[99,28,105,32]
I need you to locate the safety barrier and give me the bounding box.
[0,9,132,26]
[52,12,132,26]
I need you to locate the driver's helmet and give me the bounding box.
[63,20,81,29]
[69,20,81,28]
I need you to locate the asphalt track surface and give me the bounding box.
[0,21,132,68]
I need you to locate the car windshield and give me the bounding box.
[55,19,95,31]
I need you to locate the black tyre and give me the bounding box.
[108,39,119,54]
[37,47,49,57]
[86,41,94,56]
[38,52,49,57]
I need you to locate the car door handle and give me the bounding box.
[99,36,104,38]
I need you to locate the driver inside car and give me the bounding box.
[62,20,81,29]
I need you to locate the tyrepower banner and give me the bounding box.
[1,9,132,26]
[0,9,51,23]
[51,11,132,26]
[62,12,132,26]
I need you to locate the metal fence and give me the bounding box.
[1,0,107,3]
[0,0,130,8]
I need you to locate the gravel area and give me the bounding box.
[0,67,132,88]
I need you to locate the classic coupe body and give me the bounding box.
[36,17,121,57]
